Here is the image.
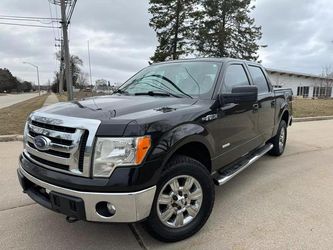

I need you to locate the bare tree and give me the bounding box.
[77,72,89,87]
[320,65,333,98]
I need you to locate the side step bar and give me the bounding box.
[214,143,273,186]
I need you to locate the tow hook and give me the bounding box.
[66,216,79,223]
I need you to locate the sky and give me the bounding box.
[0,0,332,85]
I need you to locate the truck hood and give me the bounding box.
[40,95,198,121]
[38,95,210,136]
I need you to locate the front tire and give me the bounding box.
[143,155,215,242]
[269,120,287,156]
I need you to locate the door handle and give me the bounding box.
[271,100,276,107]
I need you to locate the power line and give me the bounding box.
[48,0,61,74]
[54,1,62,39]
[67,0,77,23]
[0,22,60,28]
[48,0,58,40]
[66,0,72,18]
[0,14,59,20]
[0,17,57,24]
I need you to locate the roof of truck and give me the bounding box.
[153,57,262,66]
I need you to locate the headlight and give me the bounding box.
[92,136,151,177]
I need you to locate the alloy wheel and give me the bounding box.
[156,175,203,228]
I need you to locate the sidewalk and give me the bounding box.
[43,92,59,107]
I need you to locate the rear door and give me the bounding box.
[247,65,275,141]
[213,63,261,167]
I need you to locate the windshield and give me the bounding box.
[118,61,221,99]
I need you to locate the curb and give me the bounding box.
[293,116,333,122]
[0,134,23,142]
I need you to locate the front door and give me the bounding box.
[212,63,261,168]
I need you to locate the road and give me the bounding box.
[0,120,332,249]
[0,93,41,109]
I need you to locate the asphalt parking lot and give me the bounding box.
[1,120,333,250]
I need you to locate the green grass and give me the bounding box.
[293,98,333,118]
[0,94,48,135]
[57,90,106,102]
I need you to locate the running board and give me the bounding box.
[214,143,273,186]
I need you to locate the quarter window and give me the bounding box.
[248,66,270,94]
[222,64,250,93]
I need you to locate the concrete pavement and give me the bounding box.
[1,120,333,249]
[0,93,41,109]
[42,92,59,107]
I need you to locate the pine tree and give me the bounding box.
[193,0,262,61]
[149,0,196,62]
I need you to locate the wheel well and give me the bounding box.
[170,142,212,172]
[281,111,289,125]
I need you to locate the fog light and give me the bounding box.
[96,201,116,217]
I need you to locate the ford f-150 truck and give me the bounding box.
[18,58,292,242]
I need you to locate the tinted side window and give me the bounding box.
[249,66,269,94]
[222,64,250,93]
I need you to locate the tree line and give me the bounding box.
[149,0,262,62]
[0,68,33,93]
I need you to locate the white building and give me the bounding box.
[266,68,333,98]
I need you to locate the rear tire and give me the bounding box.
[143,155,215,242]
[269,120,287,156]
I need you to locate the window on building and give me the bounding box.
[313,86,332,98]
[222,64,250,93]
[297,86,309,98]
[248,66,270,94]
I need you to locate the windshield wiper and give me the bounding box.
[113,89,129,95]
[134,91,179,97]
[140,74,193,99]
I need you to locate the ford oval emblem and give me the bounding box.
[33,135,51,151]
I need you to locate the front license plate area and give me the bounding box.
[49,191,86,220]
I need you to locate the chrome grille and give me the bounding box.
[23,111,101,177]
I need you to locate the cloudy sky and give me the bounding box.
[0,0,332,85]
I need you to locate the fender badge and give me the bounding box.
[202,114,218,122]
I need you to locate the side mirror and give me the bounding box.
[219,86,258,105]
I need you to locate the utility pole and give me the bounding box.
[60,0,73,101]
[59,41,64,94]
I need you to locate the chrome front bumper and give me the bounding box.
[19,165,156,223]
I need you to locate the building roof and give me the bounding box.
[153,57,261,66]
[266,68,333,81]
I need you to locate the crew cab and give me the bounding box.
[17,58,292,242]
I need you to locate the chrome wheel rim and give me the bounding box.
[157,175,203,228]
[279,127,286,151]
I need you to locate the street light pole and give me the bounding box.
[23,62,40,96]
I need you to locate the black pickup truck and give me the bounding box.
[18,58,292,242]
